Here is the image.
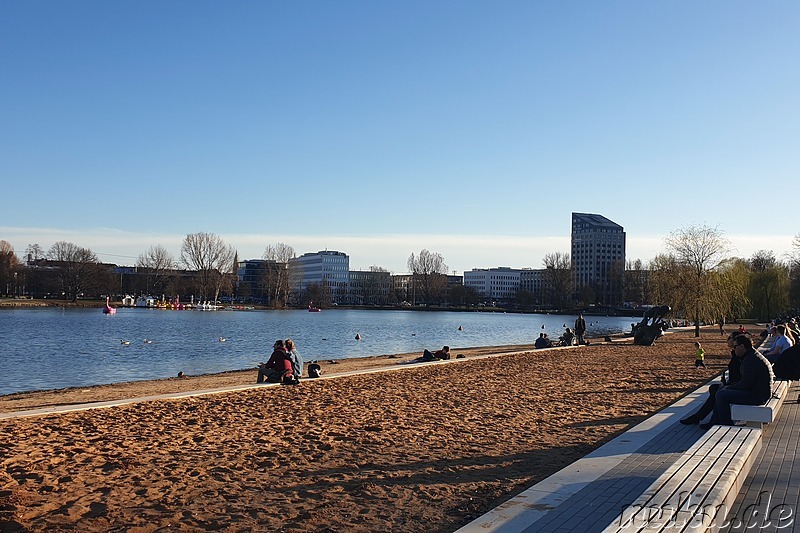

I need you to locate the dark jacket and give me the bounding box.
[575,317,586,335]
[727,350,743,384]
[773,344,800,380]
[264,347,292,375]
[727,348,773,403]
[535,336,550,349]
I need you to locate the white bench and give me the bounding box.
[730,380,789,427]
[603,425,762,532]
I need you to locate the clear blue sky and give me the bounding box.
[2,2,798,273]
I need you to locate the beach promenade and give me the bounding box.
[459,379,800,532]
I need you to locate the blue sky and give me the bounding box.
[2,2,798,273]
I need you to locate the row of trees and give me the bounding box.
[2,227,800,322]
[1,233,239,302]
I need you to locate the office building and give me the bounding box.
[571,212,626,305]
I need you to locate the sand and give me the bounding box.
[0,328,735,532]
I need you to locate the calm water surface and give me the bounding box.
[0,308,637,395]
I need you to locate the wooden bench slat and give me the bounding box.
[603,425,762,532]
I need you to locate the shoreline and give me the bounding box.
[1,341,546,413]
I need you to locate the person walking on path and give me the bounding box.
[701,334,773,429]
[694,342,706,369]
[575,314,587,345]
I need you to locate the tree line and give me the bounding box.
[2,226,800,321]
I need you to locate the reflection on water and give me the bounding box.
[0,308,637,395]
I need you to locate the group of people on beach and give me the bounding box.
[534,314,588,349]
[257,339,305,385]
[681,315,800,429]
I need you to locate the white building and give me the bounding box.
[519,268,547,302]
[289,250,350,303]
[463,267,522,301]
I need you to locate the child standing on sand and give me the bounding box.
[694,342,706,369]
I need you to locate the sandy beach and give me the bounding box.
[1,328,735,532]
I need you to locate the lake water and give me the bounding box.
[0,308,637,395]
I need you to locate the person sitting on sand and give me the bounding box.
[534,333,551,349]
[285,338,304,380]
[257,340,294,384]
[560,328,575,347]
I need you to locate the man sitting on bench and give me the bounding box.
[701,334,773,430]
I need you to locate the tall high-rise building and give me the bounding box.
[571,213,626,305]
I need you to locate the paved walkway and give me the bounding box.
[459,380,800,533]
[722,381,800,533]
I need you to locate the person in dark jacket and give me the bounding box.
[701,334,773,429]
[680,333,742,425]
[773,343,800,380]
[575,314,587,345]
[257,340,293,383]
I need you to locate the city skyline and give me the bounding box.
[3,3,798,273]
[1,223,793,275]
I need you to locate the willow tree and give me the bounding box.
[789,233,800,310]
[663,224,732,337]
[748,250,789,320]
[180,232,236,302]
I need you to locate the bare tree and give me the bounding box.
[542,252,573,309]
[47,241,101,301]
[624,258,648,306]
[25,243,44,263]
[663,224,732,337]
[262,243,295,307]
[1,240,20,297]
[180,232,236,302]
[407,249,448,305]
[137,245,176,295]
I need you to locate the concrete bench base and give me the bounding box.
[731,380,789,427]
[603,425,762,532]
